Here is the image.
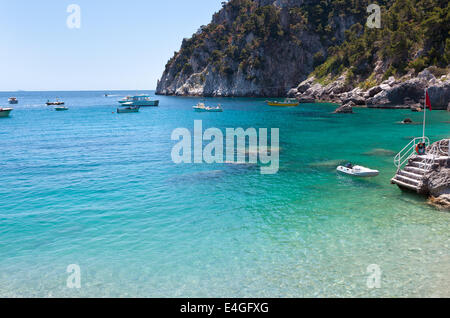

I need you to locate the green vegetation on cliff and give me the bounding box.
[314,0,449,85]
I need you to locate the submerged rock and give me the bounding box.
[428,194,450,211]
[364,148,396,156]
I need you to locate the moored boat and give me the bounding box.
[8,97,18,104]
[337,163,379,177]
[46,99,65,106]
[119,95,159,107]
[193,103,223,112]
[266,98,299,107]
[117,105,140,113]
[0,108,13,118]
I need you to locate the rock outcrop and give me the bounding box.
[290,69,450,109]
[425,140,450,210]
[334,102,354,114]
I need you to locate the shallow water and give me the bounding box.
[0,91,449,297]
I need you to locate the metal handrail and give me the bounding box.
[394,137,430,170]
[437,139,449,156]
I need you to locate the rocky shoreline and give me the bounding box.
[288,68,450,111]
[425,140,450,211]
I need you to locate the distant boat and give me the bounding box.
[117,105,140,113]
[119,95,159,107]
[193,102,223,112]
[46,99,65,106]
[266,98,299,107]
[8,97,18,104]
[55,106,69,111]
[337,163,379,177]
[0,107,13,118]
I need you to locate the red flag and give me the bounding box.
[426,90,432,111]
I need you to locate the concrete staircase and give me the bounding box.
[391,138,450,194]
[391,155,433,193]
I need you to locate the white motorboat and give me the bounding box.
[0,107,13,118]
[337,164,379,177]
[193,102,223,112]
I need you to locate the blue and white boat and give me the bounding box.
[119,95,159,107]
[8,97,18,104]
[193,102,223,112]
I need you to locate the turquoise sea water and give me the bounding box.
[0,91,449,297]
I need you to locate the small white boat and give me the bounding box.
[0,107,13,118]
[55,106,68,111]
[193,103,223,112]
[337,164,379,177]
[117,106,140,113]
[8,97,18,104]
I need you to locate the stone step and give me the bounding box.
[397,170,423,180]
[404,166,427,174]
[411,155,449,163]
[395,174,421,185]
[391,178,421,191]
[410,161,435,169]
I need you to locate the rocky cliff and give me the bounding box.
[156,0,375,97]
[156,0,449,102]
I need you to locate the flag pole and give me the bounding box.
[422,89,426,142]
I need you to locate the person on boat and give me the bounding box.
[345,163,353,169]
[416,142,426,155]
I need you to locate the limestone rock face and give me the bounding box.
[425,140,450,210]
[427,167,450,197]
[156,0,360,97]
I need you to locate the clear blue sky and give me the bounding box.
[0,0,225,91]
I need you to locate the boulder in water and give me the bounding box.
[334,102,354,113]
[402,118,413,124]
